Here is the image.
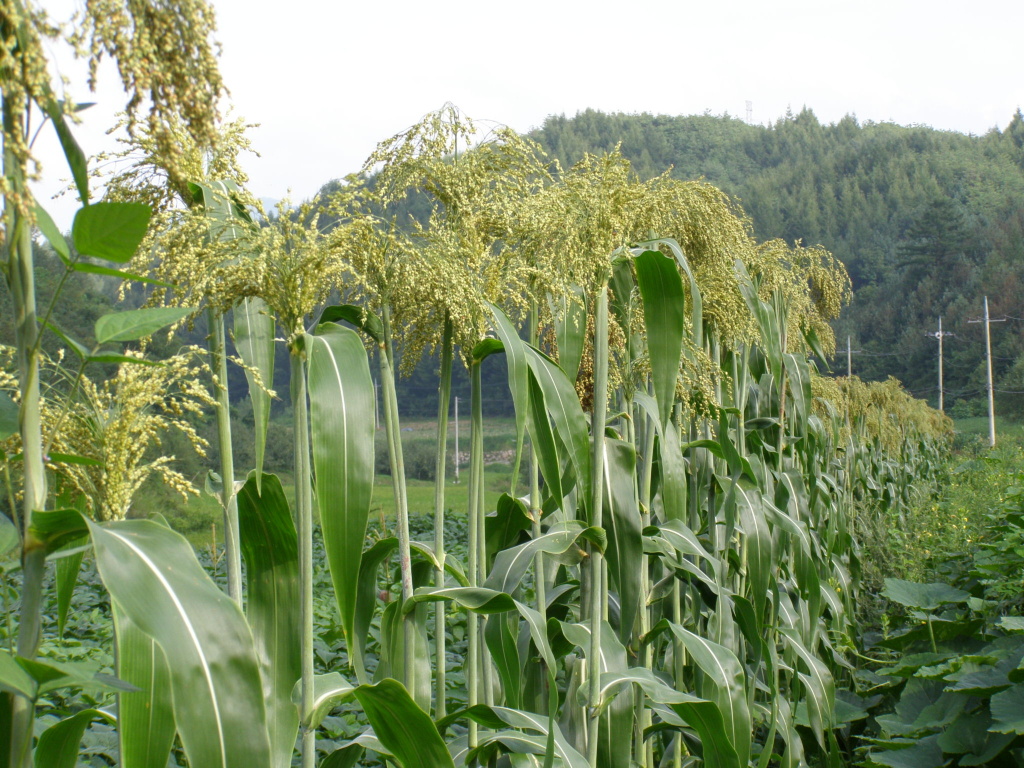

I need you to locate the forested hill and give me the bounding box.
[526,108,1024,415]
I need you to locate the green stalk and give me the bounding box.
[467,358,483,747]
[637,399,655,768]
[473,364,493,707]
[587,282,609,768]
[208,309,242,603]
[290,348,315,768]
[379,306,415,690]
[528,302,547,617]
[432,316,454,718]
[5,95,48,768]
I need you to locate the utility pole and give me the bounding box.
[375,380,381,430]
[453,396,460,483]
[926,317,954,412]
[968,297,1006,447]
[843,336,861,378]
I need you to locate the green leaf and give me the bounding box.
[72,262,171,287]
[488,303,530,490]
[72,202,151,263]
[94,307,193,344]
[88,519,273,768]
[84,354,163,367]
[44,322,89,359]
[235,297,276,484]
[883,579,970,611]
[319,304,384,345]
[0,651,37,699]
[602,439,642,645]
[28,509,89,556]
[990,683,1024,734]
[33,204,71,263]
[868,734,944,768]
[598,667,740,768]
[524,345,591,510]
[550,286,586,382]
[33,708,115,768]
[54,546,85,637]
[486,494,532,564]
[295,673,355,731]
[484,522,592,595]
[237,473,300,768]
[0,514,17,558]
[485,611,522,709]
[0,391,18,442]
[634,249,685,428]
[352,679,455,768]
[307,323,375,678]
[41,99,89,204]
[668,623,751,767]
[114,605,175,768]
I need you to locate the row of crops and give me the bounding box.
[2,6,958,767]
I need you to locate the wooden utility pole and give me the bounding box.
[968,297,1006,447]
[847,336,852,378]
[926,317,954,412]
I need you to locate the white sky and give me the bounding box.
[31,0,1024,228]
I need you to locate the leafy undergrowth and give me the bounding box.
[854,448,1024,766]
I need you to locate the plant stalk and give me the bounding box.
[467,358,483,747]
[432,315,454,717]
[290,348,315,768]
[208,309,242,604]
[587,282,609,768]
[379,306,415,691]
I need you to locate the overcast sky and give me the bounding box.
[32,0,1024,227]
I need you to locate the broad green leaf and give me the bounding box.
[114,605,175,768]
[88,518,272,768]
[734,480,773,627]
[638,238,703,347]
[868,734,944,768]
[54,545,85,637]
[28,509,89,556]
[295,673,355,730]
[990,683,1024,734]
[486,494,532,563]
[72,202,150,263]
[452,705,587,768]
[484,522,594,595]
[883,579,970,611]
[320,304,384,344]
[307,323,374,675]
[668,623,751,767]
[33,708,115,768]
[524,345,591,510]
[0,651,36,699]
[550,286,586,382]
[488,303,530,490]
[405,586,515,614]
[94,307,193,344]
[634,249,685,428]
[237,473,300,768]
[353,539,399,672]
[353,679,455,768]
[525,367,565,505]
[235,297,275,484]
[598,667,740,768]
[779,628,835,748]
[33,204,70,263]
[602,439,642,644]
[485,611,522,708]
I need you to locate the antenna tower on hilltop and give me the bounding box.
[746,100,753,123]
